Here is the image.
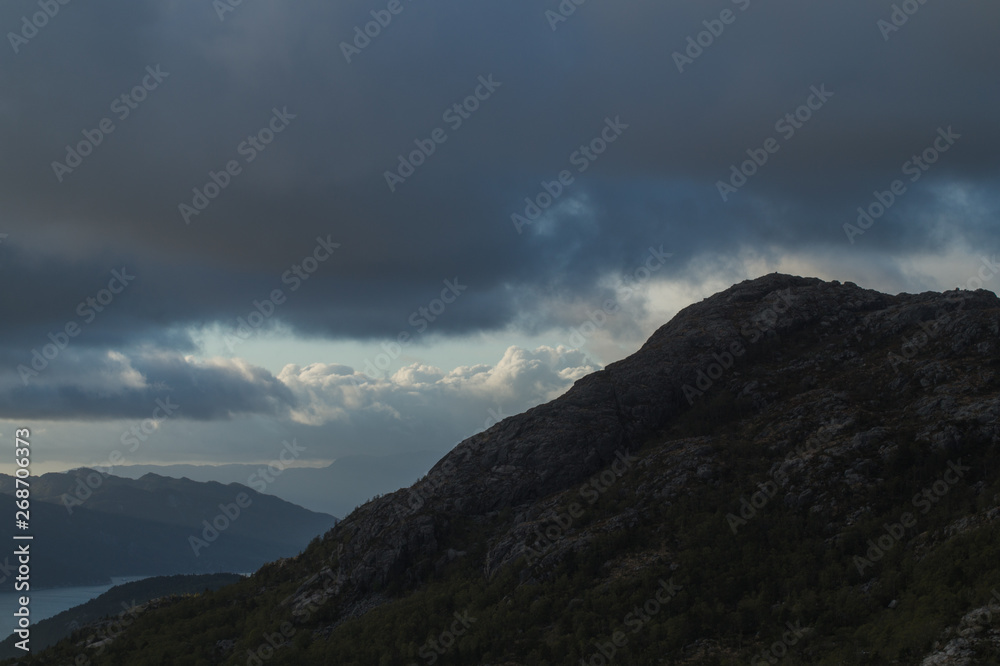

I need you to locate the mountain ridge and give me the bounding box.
[0,469,337,587]
[20,273,1000,664]
[100,449,446,517]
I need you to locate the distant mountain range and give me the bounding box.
[0,470,336,587]
[17,275,1000,665]
[108,450,445,518]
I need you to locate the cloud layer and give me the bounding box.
[1,345,596,464]
[0,0,996,466]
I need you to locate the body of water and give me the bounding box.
[0,576,148,640]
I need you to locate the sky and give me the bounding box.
[0,0,997,474]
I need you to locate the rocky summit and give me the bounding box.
[21,274,1000,665]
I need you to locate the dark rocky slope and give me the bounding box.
[313,274,996,603]
[19,274,1000,665]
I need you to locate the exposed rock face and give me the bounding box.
[294,273,1000,626]
[35,273,1000,663]
[920,597,1000,665]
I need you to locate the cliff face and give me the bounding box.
[319,274,996,598]
[32,274,1000,665]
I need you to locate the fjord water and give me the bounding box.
[0,576,148,639]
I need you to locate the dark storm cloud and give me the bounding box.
[0,346,297,420]
[1,0,997,350]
